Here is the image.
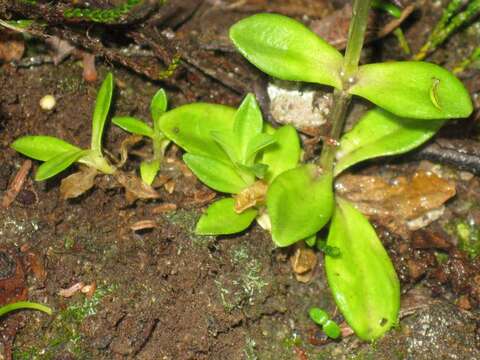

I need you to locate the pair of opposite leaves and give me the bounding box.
[228,13,473,247]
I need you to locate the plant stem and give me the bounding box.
[319,0,372,172]
[0,301,52,317]
[342,0,372,80]
[319,90,350,170]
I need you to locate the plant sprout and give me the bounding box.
[0,301,52,317]
[112,89,170,185]
[149,0,473,340]
[11,73,116,182]
[158,94,301,235]
[211,0,470,341]
[309,307,341,340]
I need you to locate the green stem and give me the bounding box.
[0,301,52,317]
[319,0,371,172]
[342,0,372,81]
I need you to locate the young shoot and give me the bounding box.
[225,0,472,341]
[309,307,341,340]
[112,89,170,185]
[0,301,52,317]
[11,73,116,188]
[158,94,301,235]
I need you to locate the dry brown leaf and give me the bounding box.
[115,171,160,202]
[118,134,143,168]
[164,179,176,194]
[45,36,75,65]
[1,160,31,209]
[234,181,268,213]
[60,166,98,199]
[336,171,456,222]
[290,247,317,283]
[151,203,177,214]
[81,281,97,299]
[58,282,85,298]
[0,31,25,62]
[130,219,158,231]
[82,52,97,82]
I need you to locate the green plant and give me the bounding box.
[309,307,341,340]
[63,0,143,23]
[0,301,52,317]
[158,94,301,235]
[414,0,480,60]
[112,89,170,185]
[11,73,116,182]
[224,0,472,341]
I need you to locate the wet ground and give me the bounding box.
[1,0,480,359]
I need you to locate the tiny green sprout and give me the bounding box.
[11,73,116,182]
[112,89,170,185]
[309,307,341,340]
[0,301,52,317]
[159,93,301,236]
[316,240,341,258]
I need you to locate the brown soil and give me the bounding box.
[1,1,480,359]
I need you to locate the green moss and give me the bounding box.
[13,284,116,359]
[244,337,259,360]
[456,220,480,258]
[214,246,268,312]
[164,209,215,247]
[63,0,143,23]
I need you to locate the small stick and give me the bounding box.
[1,160,32,209]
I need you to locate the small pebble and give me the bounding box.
[39,94,56,111]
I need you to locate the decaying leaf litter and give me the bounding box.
[1,0,480,358]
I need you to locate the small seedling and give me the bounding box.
[309,307,341,340]
[0,301,52,317]
[158,94,301,235]
[208,0,471,341]
[154,0,472,340]
[112,89,170,185]
[11,73,116,183]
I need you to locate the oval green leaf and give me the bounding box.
[348,62,473,119]
[140,159,161,185]
[159,103,236,163]
[183,153,248,194]
[35,149,87,181]
[196,198,258,235]
[233,93,263,164]
[325,198,400,341]
[245,133,275,164]
[91,72,114,152]
[261,125,301,183]
[267,164,334,247]
[11,136,81,161]
[151,88,168,123]
[334,108,445,176]
[230,13,343,89]
[112,117,154,138]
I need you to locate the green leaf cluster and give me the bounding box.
[230,13,472,119]
[113,88,170,185]
[11,73,117,181]
[159,93,301,236]
[228,12,473,342]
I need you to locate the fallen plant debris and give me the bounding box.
[336,170,457,233]
[1,160,31,209]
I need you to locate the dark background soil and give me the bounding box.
[1,0,480,359]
